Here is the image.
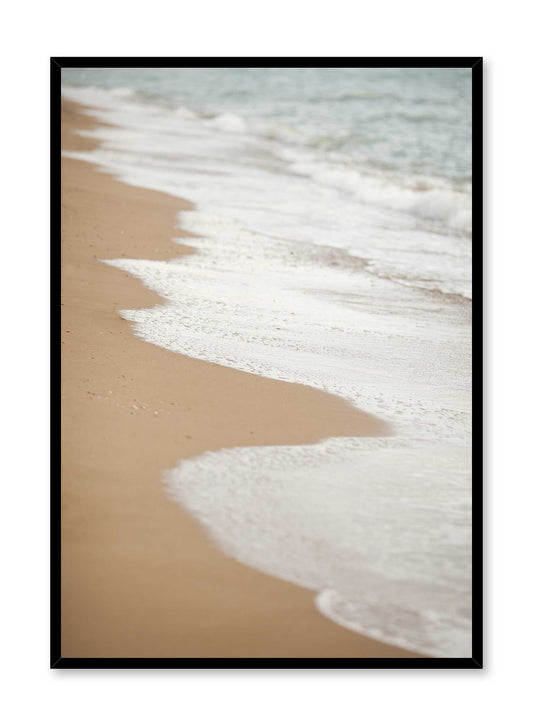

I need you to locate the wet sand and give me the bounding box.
[60,99,421,658]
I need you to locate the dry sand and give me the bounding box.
[60,99,422,659]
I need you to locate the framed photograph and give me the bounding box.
[52,57,482,668]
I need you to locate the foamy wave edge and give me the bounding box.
[62,84,471,237]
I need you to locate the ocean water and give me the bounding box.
[62,67,472,657]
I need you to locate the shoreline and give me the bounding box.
[61,98,422,658]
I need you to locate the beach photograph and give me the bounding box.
[56,60,478,664]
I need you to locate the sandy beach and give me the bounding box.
[61,98,423,659]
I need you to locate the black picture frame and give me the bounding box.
[51,56,482,669]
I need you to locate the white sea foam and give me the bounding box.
[62,82,472,657]
[102,208,471,443]
[62,84,472,299]
[207,112,248,133]
[165,438,471,658]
